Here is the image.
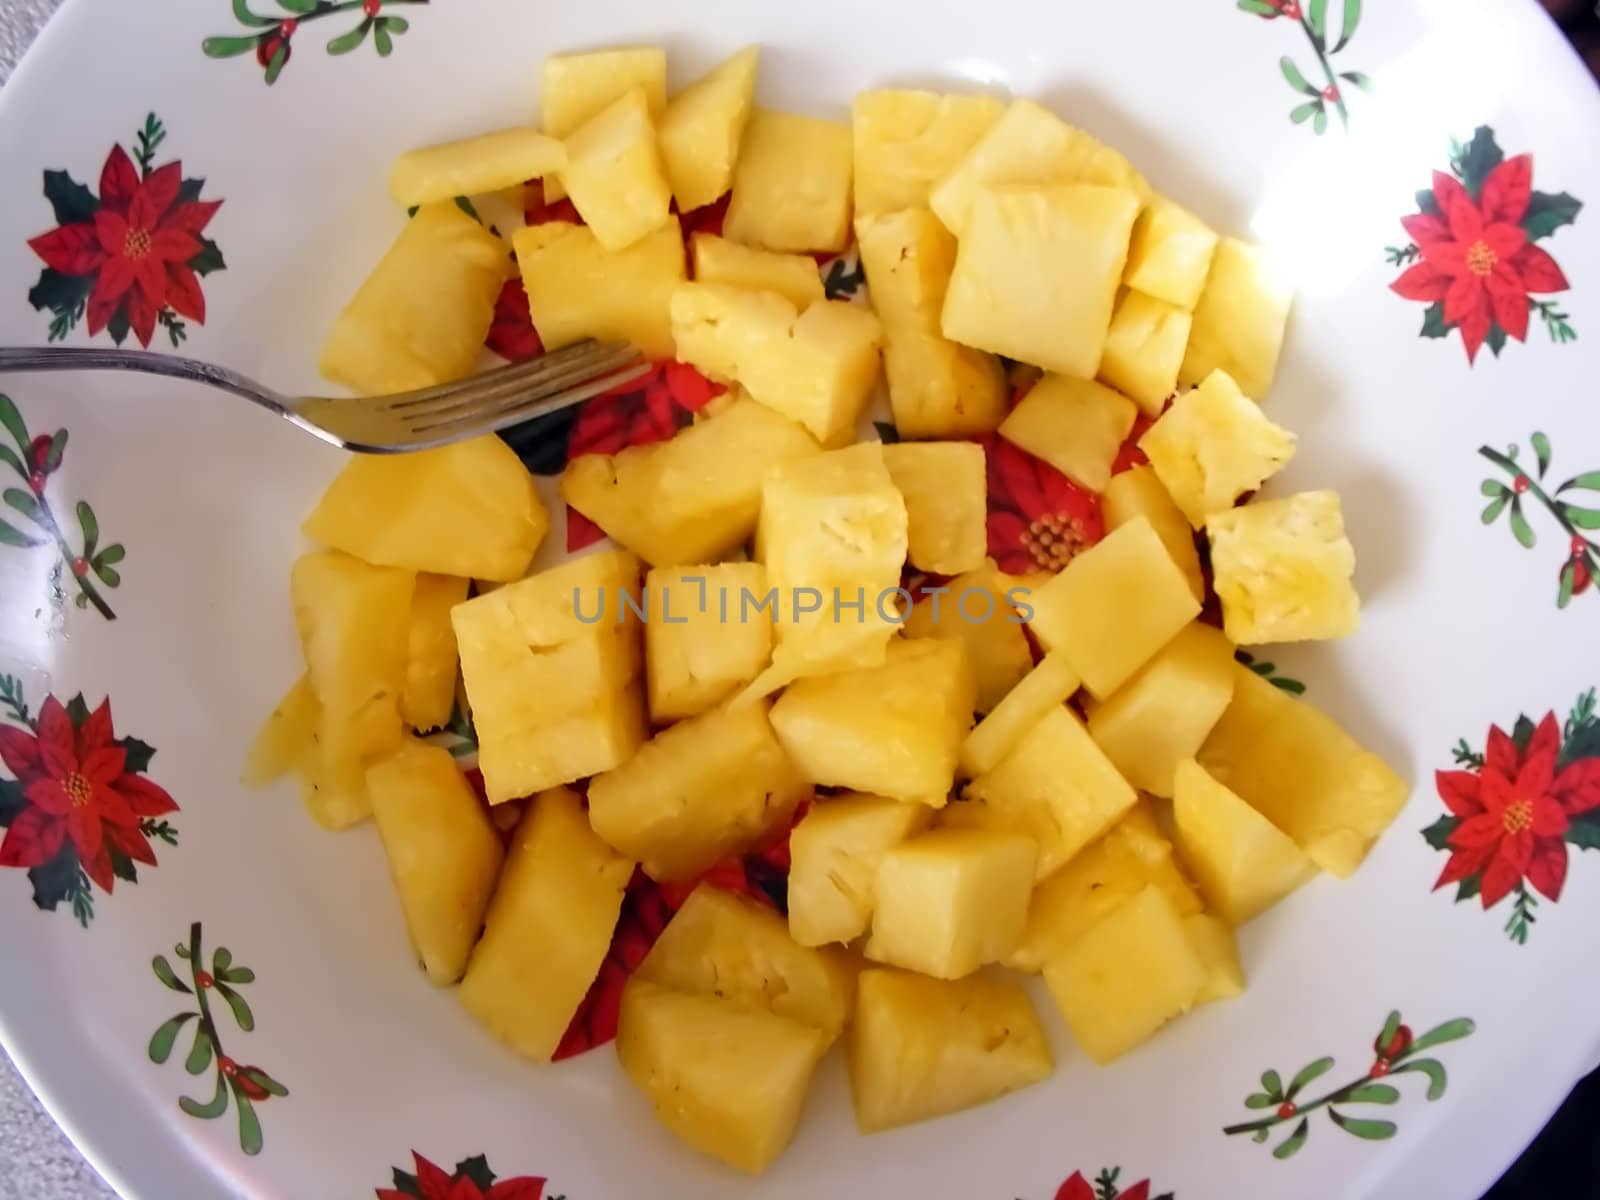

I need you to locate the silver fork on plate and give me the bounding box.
[0,341,651,453]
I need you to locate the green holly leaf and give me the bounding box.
[1344,1083,1400,1105]
[1339,70,1375,93]
[0,521,46,549]
[1531,432,1552,478]
[216,982,255,1032]
[1329,1110,1396,1139]
[178,1072,230,1120]
[1307,0,1328,45]
[1419,301,1450,338]
[1286,1056,1336,1100]
[1260,1069,1284,1100]
[1420,815,1460,851]
[0,397,29,458]
[1564,819,1600,851]
[239,1067,287,1097]
[1390,1057,1448,1101]
[1480,495,1510,525]
[1559,561,1577,609]
[1313,107,1329,135]
[106,306,132,346]
[1280,57,1319,96]
[229,0,274,26]
[1521,191,1583,241]
[1485,323,1507,358]
[454,1155,497,1191]
[152,954,191,993]
[1273,1117,1311,1159]
[41,170,98,225]
[1508,500,1536,548]
[1455,126,1504,199]
[1563,506,1600,530]
[190,238,226,277]
[1290,101,1321,125]
[1237,0,1279,12]
[1481,479,1510,499]
[119,736,156,774]
[230,1083,263,1156]
[1415,189,1441,215]
[1455,874,1481,903]
[1512,714,1538,753]
[185,1025,214,1075]
[373,22,395,56]
[263,42,289,84]
[1244,1091,1277,1109]
[327,23,370,55]
[201,35,261,58]
[1332,0,1363,52]
[1406,1017,1476,1055]
[276,0,318,11]
[147,1012,195,1064]
[1558,471,1600,494]
[64,694,90,727]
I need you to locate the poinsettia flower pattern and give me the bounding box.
[984,434,1106,576]
[1051,1166,1172,1200]
[377,1151,555,1200]
[0,680,179,925]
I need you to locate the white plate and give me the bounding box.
[0,1,1597,1196]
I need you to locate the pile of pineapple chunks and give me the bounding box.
[246,41,1413,1176]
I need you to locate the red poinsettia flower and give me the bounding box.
[564,362,725,551]
[0,696,179,892]
[28,145,221,348]
[485,279,543,363]
[1056,1171,1152,1200]
[983,435,1104,577]
[1390,159,1569,363]
[1434,713,1600,907]
[376,1152,546,1200]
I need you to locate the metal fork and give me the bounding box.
[0,341,651,453]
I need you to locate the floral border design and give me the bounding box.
[1236,0,1373,134]
[1478,433,1599,608]
[377,1150,561,1200]
[204,1,432,85]
[1037,1165,1173,1200]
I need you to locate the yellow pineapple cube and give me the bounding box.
[451,549,645,803]
[1101,465,1204,602]
[670,283,883,446]
[959,651,1080,778]
[749,443,907,689]
[562,396,818,566]
[882,442,987,574]
[851,89,1006,216]
[853,207,1007,438]
[401,573,470,731]
[319,203,510,394]
[1124,195,1219,312]
[1044,885,1207,1064]
[1086,622,1237,797]
[1026,517,1201,698]
[638,886,855,1038]
[617,977,828,1175]
[929,99,1151,234]
[559,87,673,251]
[1140,369,1296,529]
[863,828,1037,978]
[1207,490,1360,644]
[460,787,633,1060]
[304,436,549,583]
[1098,289,1193,416]
[724,109,854,253]
[514,217,684,359]
[389,128,565,208]
[586,699,809,881]
[1180,237,1294,398]
[902,565,1033,714]
[942,184,1141,378]
[541,46,667,202]
[645,562,773,721]
[998,373,1138,493]
[690,233,823,310]
[771,638,976,804]
[955,703,1136,879]
[241,674,318,788]
[657,46,759,211]
[1006,802,1202,971]
[788,794,932,946]
[848,968,1052,1133]
[1200,664,1406,877]
[1172,758,1316,925]
[1183,912,1246,1004]
[367,741,504,985]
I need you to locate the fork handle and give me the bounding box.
[0,346,287,413]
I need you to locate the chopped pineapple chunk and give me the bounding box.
[851,89,1005,216]
[1026,516,1201,699]
[724,109,854,253]
[586,699,809,881]
[864,828,1037,978]
[690,233,824,310]
[959,651,1080,778]
[1098,289,1193,416]
[401,573,470,731]
[541,46,667,201]
[460,787,634,1060]
[942,184,1141,378]
[854,208,1008,438]
[1124,195,1219,312]
[1006,802,1202,971]
[788,794,933,946]
[1086,622,1236,797]
[638,886,855,1038]
[645,562,773,721]
[1044,885,1207,1065]
[1183,912,1246,1004]
[1200,664,1407,879]
[770,638,976,803]
[514,218,685,359]
[955,703,1137,880]
[561,396,820,567]
[929,98,1151,234]
[998,373,1138,493]
[670,283,883,446]
[1139,369,1296,529]
[1101,465,1205,602]
[903,565,1034,714]
[1180,237,1294,398]
[848,968,1053,1133]
[559,87,673,251]
[657,46,760,211]
[320,203,510,395]
[368,741,504,985]
[1172,757,1316,925]
[882,441,987,574]
[1206,490,1359,644]
[389,128,566,208]
[241,674,318,788]
[618,977,828,1175]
